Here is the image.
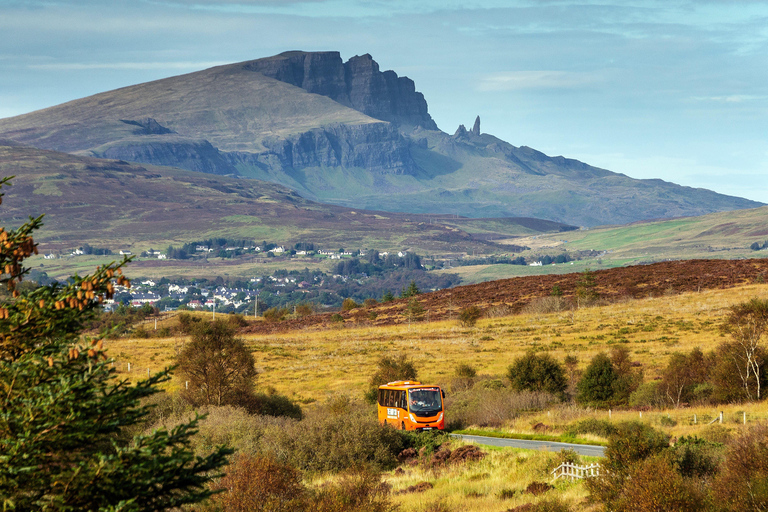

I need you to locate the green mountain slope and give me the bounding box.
[0,51,760,227]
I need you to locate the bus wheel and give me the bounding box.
[401,421,406,430]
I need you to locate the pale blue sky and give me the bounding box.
[1,0,767,202]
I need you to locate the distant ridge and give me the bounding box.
[0,52,761,226]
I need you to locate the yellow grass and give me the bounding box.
[110,283,766,394]
[105,283,768,511]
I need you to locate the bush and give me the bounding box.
[671,436,723,479]
[586,422,670,507]
[228,314,249,328]
[280,409,404,472]
[603,421,670,476]
[565,418,618,439]
[263,307,289,322]
[206,454,306,512]
[711,424,768,511]
[458,305,482,327]
[507,352,567,399]
[246,392,303,420]
[629,381,664,408]
[576,352,617,406]
[451,363,477,392]
[330,313,345,323]
[342,298,359,311]
[522,296,571,315]
[294,304,313,317]
[363,298,379,308]
[610,454,706,512]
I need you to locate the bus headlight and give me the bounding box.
[438,412,443,421]
[409,414,416,422]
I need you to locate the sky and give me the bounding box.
[1,0,767,202]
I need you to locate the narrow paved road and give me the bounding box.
[451,434,605,458]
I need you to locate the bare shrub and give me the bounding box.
[485,305,512,318]
[363,298,379,308]
[445,388,555,429]
[522,296,571,315]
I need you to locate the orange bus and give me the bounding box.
[377,380,445,431]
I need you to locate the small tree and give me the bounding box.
[401,280,420,298]
[178,319,257,407]
[659,347,709,407]
[381,290,395,303]
[403,298,425,324]
[577,352,617,406]
[721,298,768,400]
[366,354,418,402]
[458,305,482,327]
[507,352,567,398]
[575,269,599,307]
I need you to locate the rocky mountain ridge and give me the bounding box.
[0,51,762,226]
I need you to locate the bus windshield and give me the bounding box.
[408,387,442,416]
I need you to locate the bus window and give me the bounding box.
[408,388,443,417]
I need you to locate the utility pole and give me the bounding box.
[212,297,215,320]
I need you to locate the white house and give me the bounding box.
[44,253,56,259]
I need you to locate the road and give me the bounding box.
[451,434,605,458]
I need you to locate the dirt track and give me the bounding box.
[242,258,768,334]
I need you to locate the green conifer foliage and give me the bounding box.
[0,177,231,511]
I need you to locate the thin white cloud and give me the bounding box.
[28,61,228,71]
[477,70,602,91]
[691,94,768,103]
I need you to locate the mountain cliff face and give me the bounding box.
[0,52,762,227]
[244,51,438,130]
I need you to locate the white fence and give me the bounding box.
[551,462,601,481]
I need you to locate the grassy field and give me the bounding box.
[109,282,768,424]
[104,281,768,511]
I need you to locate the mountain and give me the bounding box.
[0,143,572,253]
[0,51,761,226]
